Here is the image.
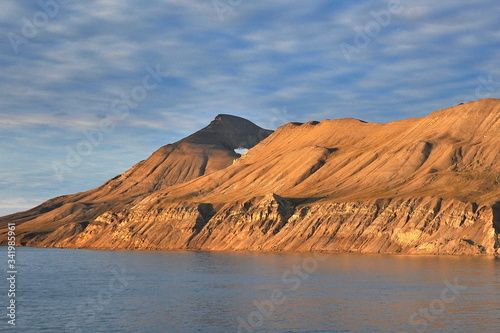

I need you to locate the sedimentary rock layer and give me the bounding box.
[2,99,500,255]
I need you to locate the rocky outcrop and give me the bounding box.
[32,195,498,255]
[188,193,295,251]
[269,198,496,255]
[36,202,213,250]
[2,99,500,255]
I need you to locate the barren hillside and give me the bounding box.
[2,99,499,255]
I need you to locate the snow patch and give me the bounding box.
[234,147,249,155]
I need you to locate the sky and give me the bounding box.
[1,0,499,216]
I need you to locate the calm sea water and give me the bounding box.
[1,247,499,332]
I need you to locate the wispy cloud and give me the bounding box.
[1,0,499,216]
[0,197,48,217]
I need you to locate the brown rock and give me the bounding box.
[2,99,500,255]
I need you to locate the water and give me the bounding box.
[2,247,499,332]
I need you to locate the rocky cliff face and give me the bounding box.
[2,99,500,255]
[30,195,498,255]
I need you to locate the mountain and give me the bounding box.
[0,114,272,244]
[1,99,500,255]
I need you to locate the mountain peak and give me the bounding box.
[181,114,273,149]
[210,114,263,130]
[3,101,500,256]
[214,114,245,121]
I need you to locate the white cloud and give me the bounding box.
[0,197,47,217]
[1,0,499,214]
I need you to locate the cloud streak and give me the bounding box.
[1,0,499,216]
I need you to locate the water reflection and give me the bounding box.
[13,248,500,332]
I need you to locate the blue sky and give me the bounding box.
[1,0,499,216]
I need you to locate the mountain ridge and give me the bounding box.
[0,115,273,243]
[1,99,499,255]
